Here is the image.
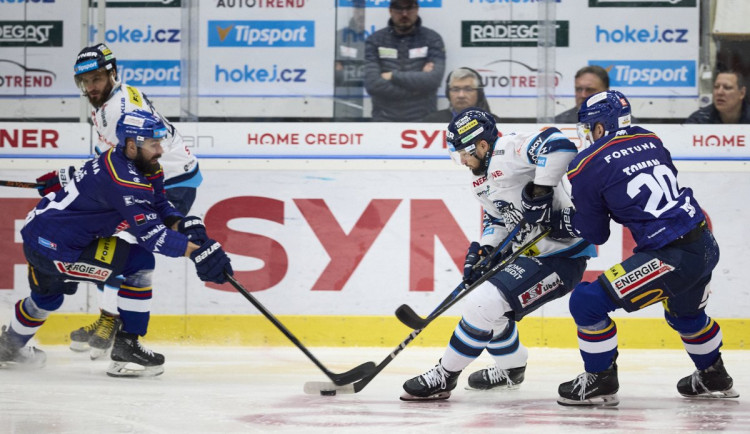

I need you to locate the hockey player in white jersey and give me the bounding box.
[401,108,596,401]
[35,44,203,358]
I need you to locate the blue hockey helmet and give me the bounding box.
[115,110,167,148]
[446,107,499,164]
[577,90,632,146]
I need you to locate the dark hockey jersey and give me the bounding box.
[22,147,187,262]
[566,126,705,252]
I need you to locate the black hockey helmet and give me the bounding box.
[73,43,117,78]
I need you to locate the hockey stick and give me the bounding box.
[302,227,550,395]
[0,180,42,189]
[395,227,551,330]
[225,273,376,386]
[395,222,522,329]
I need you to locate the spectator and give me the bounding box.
[555,66,609,124]
[422,67,500,123]
[686,70,750,124]
[334,0,367,118]
[364,0,446,122]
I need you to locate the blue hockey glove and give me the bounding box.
[190,239,233,284]
[35,166,75,197]
[521,182,553,225]
[463,242,494,284]
[178,216,208,245]
[549,207,579,239]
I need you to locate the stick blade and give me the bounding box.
[395,304,429,330]
[304,381,356,395]
[329,361,376,385]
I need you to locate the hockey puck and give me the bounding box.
[320,390,337,396]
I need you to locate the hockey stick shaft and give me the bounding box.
[396,223,522,329]
[303,228,550,395]
[395,227,551,330]
[225,273,375,385]
[0,180,42,189]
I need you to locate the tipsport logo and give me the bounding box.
[208,20,314,47]
[595,25,689,44]
[118,60,180,87]
[589,0,696,7]
[338,0,442,6]
[590,60,695,87]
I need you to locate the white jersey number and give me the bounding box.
[626,165,680,218]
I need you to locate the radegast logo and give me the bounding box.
[0,59,55,89]
[338,0,442,6]
[0,21,62,46]
[91,0,181,7]
[118,60,180,87]
[215,63,307,83]
[208,20,314,47]
[589,0,696,7]
[90,24,180,44]
[217,0,306,7]
[590,60,695,87]
[596,25,689,44]
[462,20,569,47]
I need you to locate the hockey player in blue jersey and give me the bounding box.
[400,108,595,401]
[0,110,232,377]
[552,90,738,406]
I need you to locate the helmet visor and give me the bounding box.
[448,142,476,165]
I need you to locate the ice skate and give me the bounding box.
[677,355,739,399]
[401,361,461,401]
[69,315,101,352]
[107,331,164,378]
[467,365,525,390]
[88,313,121,360]
[558,360,619,407]
[0,325,46,369]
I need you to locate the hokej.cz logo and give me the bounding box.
[590,60,695,87]
[596,25,689,44]
[118,60,180,87]
[0,59,56,89]
[0,21,63,46]
[215,63,307,83]
[208,20,314,47]
[338,0,442,7]
[89,25,180,44]
[589,0,696,7]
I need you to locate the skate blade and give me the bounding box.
[557,394,619,407]
[465,383,522,391]
[89,346,112,360]
[0,359,46,370]
[399,391,451,401]
[69,341,90,352]
[681,388,740,399]
[106,361,164,378]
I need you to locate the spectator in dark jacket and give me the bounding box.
[364,0,446,122]
[555,66,610,124]
[422,67,500,123]
[686,70,750,124]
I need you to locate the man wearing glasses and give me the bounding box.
[423,67,501,123]
[364,0,446,121]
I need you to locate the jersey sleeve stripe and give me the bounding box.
[567,133,658,180]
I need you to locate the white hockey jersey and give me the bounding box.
[471,128,595,259]
[91,83,200,187]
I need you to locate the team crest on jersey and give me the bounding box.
[605,259,675,298]
[518,274,563,308]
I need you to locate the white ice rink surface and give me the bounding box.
[1,346,748,433]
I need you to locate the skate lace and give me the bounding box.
[688,370,709,394]
[571,372,597,400]
[486,366,515,386]
[83,318,101,333]
[136,340,155,357]
[94,315,115,340]
[421,364,450,389]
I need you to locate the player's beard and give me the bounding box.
[134,148,161,174]
[86,78,113,108]
[471,154,489,177]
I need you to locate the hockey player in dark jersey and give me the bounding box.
[0,110,232,377]
[551,90,738,406]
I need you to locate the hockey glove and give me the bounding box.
[549,207,579,240]
[463,242,494,284]
[190,239,233,284]
[178,216,208,245]
[521,182,553,225]
[35,166,75,197]
[500,205,533,244]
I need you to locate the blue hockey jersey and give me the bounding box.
[567,126,705,252]
[22,147,187,263]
